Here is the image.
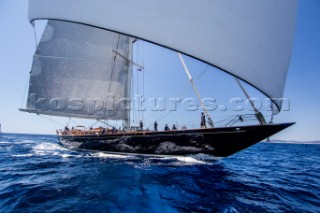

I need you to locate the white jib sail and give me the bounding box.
[28,0,297,112]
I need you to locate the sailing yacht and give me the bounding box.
[20,0,297,157]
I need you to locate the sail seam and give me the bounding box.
[34,54,109,64]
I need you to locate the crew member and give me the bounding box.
[154,121,158,131]
[201,112,207,128]
[164,124,170,131]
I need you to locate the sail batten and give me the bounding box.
[25,20,132,120]
[28,0,297,111]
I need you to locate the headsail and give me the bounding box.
[22,20,132,120]
[28,0,297,112]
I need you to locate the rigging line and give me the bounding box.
[114,39,132,106]
[32,23,38,49]
[136,40,139,68]
[142,44,145,116]
[214,118,233,125]
[156,110,173,123]
[136,41,145,123]
[130,65,135,123]
[142,60,199,124]
[134,41,139,94]
[66,118,71,127]
[152,82,194,124]
[108,34,121,93]
[39,115,58,131]
[259,106,270,111]
[173,64,209,102]
[31,28,50,100]
[21,74,30,107]
[139,53,207,126]
[152,66,210,124]
[99,120,114,128]
[88,120,100,128]
[139,41,146,123]
[157,64,209,113]
[136,70,141,122]
[150,80,191,123]
[38,115,65,129]
[194,65,210,83]
[136,68,140,96]
[69,119,82,127]
[178,53,214,127]
[234,77,267,125]
[142,40,145,71]
[216,114,255,127]
[34,55,109,64]
[151,79,192,120]
[142,41,145,98]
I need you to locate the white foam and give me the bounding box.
[33,142,66,151]
[131,155,213,167]
[60,153,77,158]
[11,154,34,157]
[147,155,217,165]
[0,141,36,145]
[31,142,68,157]
[0,142,11,144]
[14,141,220,165]
[30,142,137,160]
[176,156,207,164]
[88,152,135,159]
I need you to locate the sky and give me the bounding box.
[0,1,319,141]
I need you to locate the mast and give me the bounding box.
[235,78,267,125]
[124,38,135,129]
[178,53,214,128]
[112,38,145,129]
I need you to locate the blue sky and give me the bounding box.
[0,1,319,141]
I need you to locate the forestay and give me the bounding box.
[28,0,297,112]
[23,20,132,120]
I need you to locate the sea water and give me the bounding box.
[0,133,319,212]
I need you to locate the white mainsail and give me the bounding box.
[22,20,132,120]
[28,0,297,112]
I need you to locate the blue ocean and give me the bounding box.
[0,133,319,212]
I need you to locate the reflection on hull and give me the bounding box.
[59,123,294,157]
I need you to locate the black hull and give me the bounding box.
[59,123,294,157]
